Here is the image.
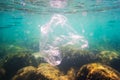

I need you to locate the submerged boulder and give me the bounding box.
[36,63,66,80]
[110,55,120,72]
[12,63,69,80]
[59,46,98,72]
[76,63,120,80]
[97,50,119,63]
[0,68,5,79]
[0,53,39,80]
[12,66,37,80]
[0,44,32,58]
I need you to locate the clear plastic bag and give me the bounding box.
[40,14,88,66]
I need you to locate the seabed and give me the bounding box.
[0,45,120,80]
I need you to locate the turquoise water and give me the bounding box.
[0,0,120,53]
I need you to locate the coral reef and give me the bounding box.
[76,63,120,80]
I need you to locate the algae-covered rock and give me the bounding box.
[97,51,119,63]
[0,44,32,57]
[12,66,37,80]
[12,63,69,80]
[110,55,120,72]
[0,53,39,80]
[66,68,75,80]
[36,63,68,80]
[13,62,120,80]
[76,63,120,80]
[59,46,97,72]
[0,68,5,79]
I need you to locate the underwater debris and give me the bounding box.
[40,13,88,66]
[76,63,120,80]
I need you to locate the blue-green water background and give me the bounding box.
[0,0,120,54]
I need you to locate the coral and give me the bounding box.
[76,63,120,80]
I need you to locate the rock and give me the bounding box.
[0,68,5,79]
[0,44,32,58]
[76,63,120,80]
[12,63,69,80]
[97,51,119,63]
[110,55,120,72]
[37,63,65,80]
[59,46,97,73]
[12,66,36,80]
[0,53,39,80]
[67,68,75,80]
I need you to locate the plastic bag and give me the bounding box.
[40,14,88,66]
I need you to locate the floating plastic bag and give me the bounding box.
[40,14,88,66]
